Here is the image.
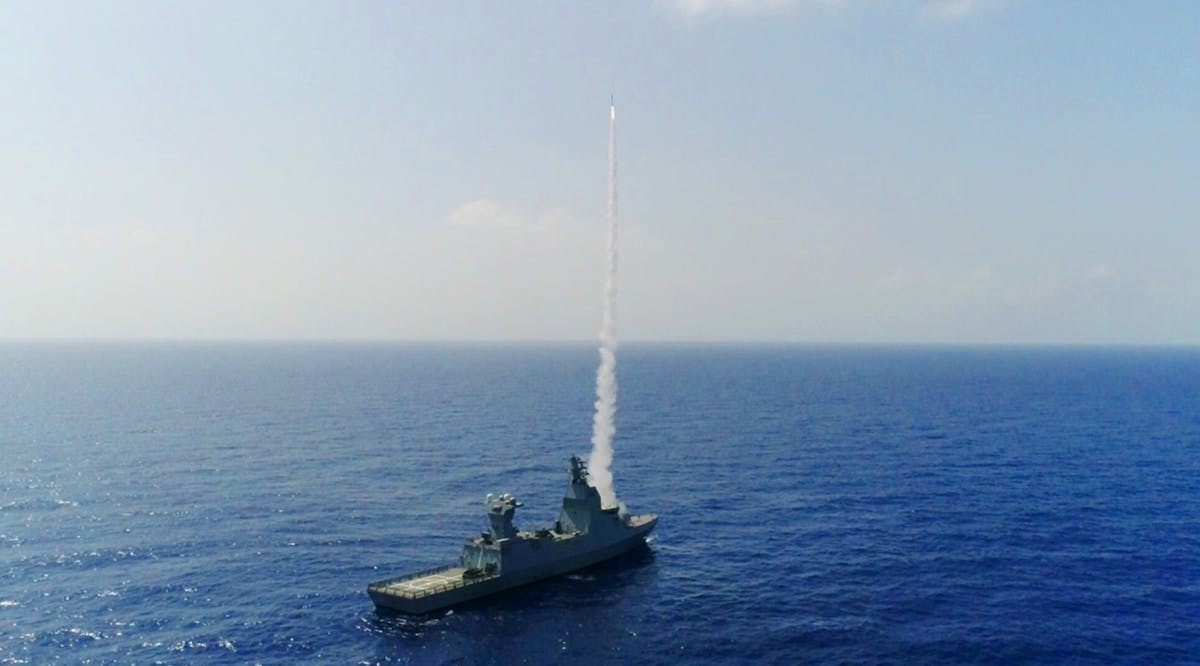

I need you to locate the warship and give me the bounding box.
[368,455,657,614]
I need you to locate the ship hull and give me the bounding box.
[369,518,656,614]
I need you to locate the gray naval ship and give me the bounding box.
[368,456,657,614]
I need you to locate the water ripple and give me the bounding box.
[0,344,1198,664]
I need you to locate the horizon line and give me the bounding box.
[1,337,1198,349]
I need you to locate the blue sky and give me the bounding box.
[2,1,1197,343]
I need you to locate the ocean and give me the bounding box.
[1,343,1198,664]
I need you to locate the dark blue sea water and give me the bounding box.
[2,343,1199,664]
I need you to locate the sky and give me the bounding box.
[2,0,1197,344]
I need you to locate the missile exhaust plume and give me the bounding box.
[589,98,620,509]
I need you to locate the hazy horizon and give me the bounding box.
[4,338,1199,350]
[4,1,1197,345]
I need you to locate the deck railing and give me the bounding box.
[370,564,456,587]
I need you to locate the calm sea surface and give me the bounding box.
[1,343,1198,664]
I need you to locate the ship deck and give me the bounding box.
[369,565,496,600]
[626,513,656,528]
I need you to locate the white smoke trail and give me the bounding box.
[588,101,619,509]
